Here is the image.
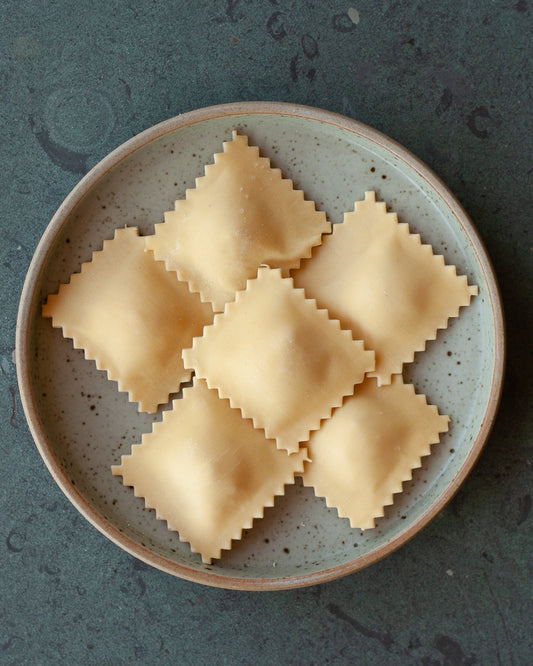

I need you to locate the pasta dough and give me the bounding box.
[183,267,375,453]
[302,375,450,529]
[42,226,214,412]
[293,191,478,384]
[146,131,331,311]
[112,378,308,564]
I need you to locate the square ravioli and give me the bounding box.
[183,267,375,453]
[302,375,450,529]
[112,378,308,564]
[293,191,478,384]
[42,226,214,412]
[146,131,331,312]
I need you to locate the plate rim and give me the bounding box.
[15,101,505,590]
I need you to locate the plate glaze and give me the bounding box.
[16,102,504,590]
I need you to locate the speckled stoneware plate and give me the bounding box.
[16,102,504,590]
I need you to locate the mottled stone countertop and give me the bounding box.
[1,2,531,664]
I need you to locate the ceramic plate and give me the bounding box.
[16,102,504,590]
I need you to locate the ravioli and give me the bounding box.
[146,131,330,311]
[112,378,308,564]
[43,226,214,412]
[302,375,450,529]
[183,267,375,453]
[293,191,478,384]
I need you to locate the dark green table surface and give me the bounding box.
[1,2,531,664]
